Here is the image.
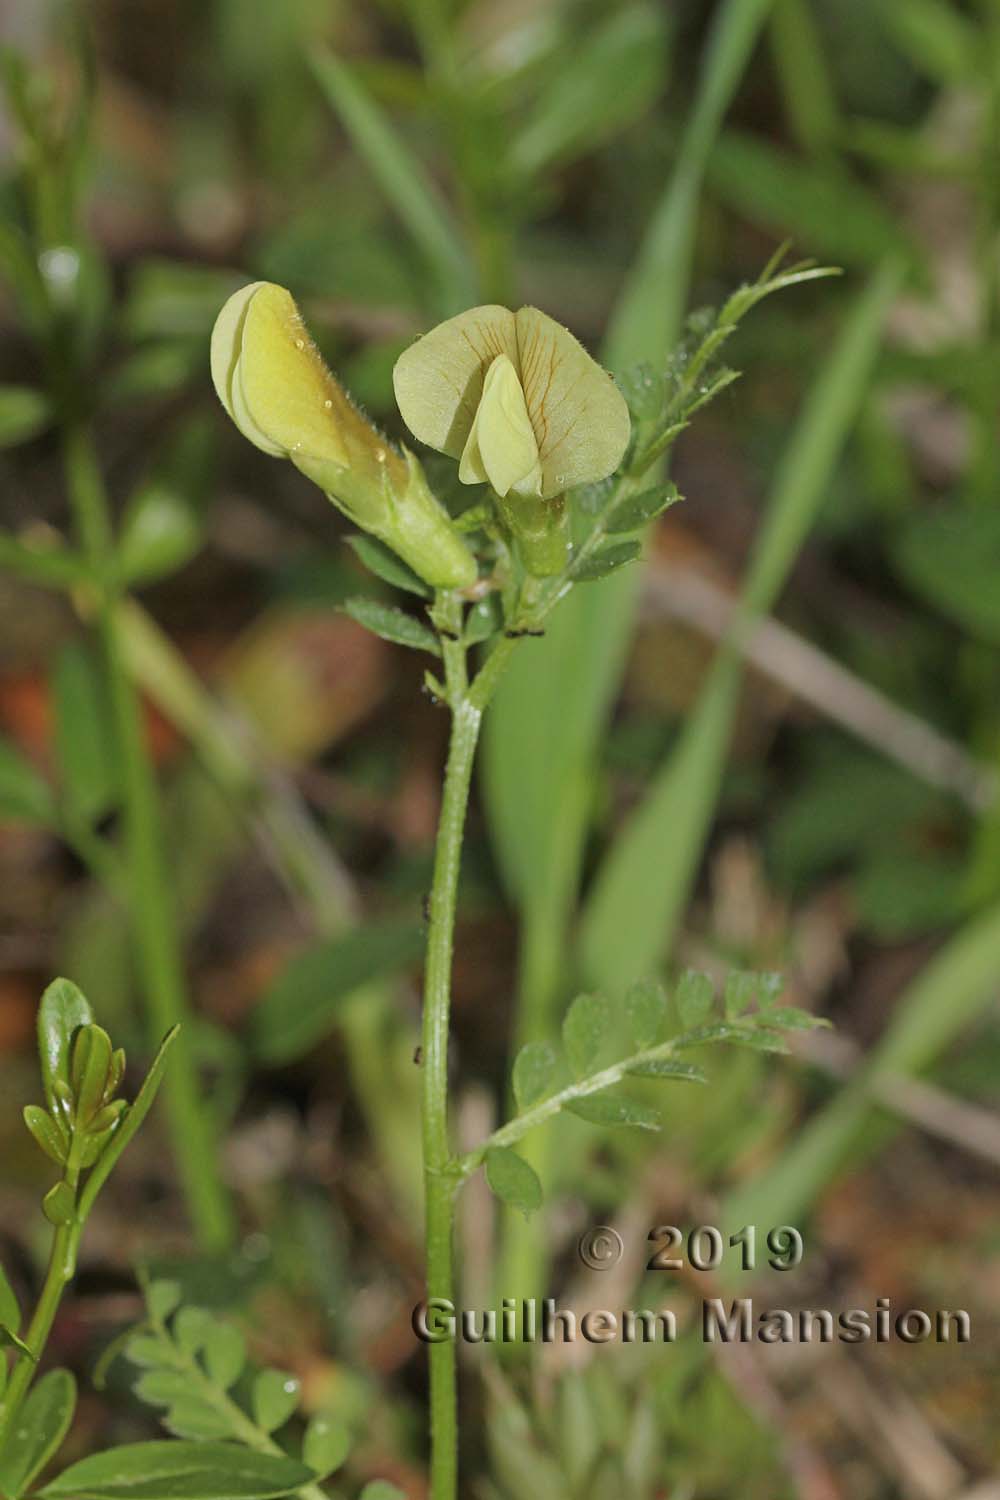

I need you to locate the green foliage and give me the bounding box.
[0,1371,77,1500]
[39,1443,313,1500]
[340,598,442,655]
[485,1147,543,1219]
[251,919,425,1064]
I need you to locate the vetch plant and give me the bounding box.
[0,979,176,1492]
[211,255,834,1500]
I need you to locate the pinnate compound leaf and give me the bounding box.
[39,1442,313,1500]
[562,993,610,1077]
[340,597,440,654]
[625,979,668,1050]
[302,1416,350,1479]
[565,1092,661,1130]
[37,978,94,1114]
[0,1369,76,1499]
[512,1041,559,1112]
[485,1147,543,1219]
[252,1370,300,1434]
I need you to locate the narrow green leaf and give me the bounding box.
[117,484,202,588]
[309,50,475,315]
[674,971,715,1028]
[0,737,57,826]
[624,979,668,1050]
[251,920,425,1064]
[340,597,441,655]
[604,484,681,534]
[708,131,920,274]
[565,1093,661,1131]
[512,1041,559,1112]
[876,0,978,83]
[302,1416,350,1479]
[346,535,432,598]
[77,1025,179,1221]
[359,1485,406,1500]
[53,642,117,828]
[725,1026,790,1054]
[580,262,903,991]
[573,541,641,582]
[510,6,668,177]
[40,1441,313,1500]
[0,1261,20,1334]
[0,1369,76,1499]
[625,1058,707,1083]
[485,1147,543,1219]
[251,1370,300,1435]
[37,979,94,1116]
[562,993,610,1077]
[0,385,51,448]
[606,0,777,370]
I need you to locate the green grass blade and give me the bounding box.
[487,0,779,1300]
[579,259,903,993]
[606,0,776,369]
[308,48,476,315]
[768,0,840,156]
[724,897,1000,1239]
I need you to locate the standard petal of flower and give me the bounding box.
[238,283,351,467]
[460,354,542,497]
[393,305,518,458]
[514,306,630,498]
[210,282,284,455]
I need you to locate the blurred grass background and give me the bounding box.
[1,0,1000,1495]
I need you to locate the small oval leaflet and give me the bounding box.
[485,1146,543,1219]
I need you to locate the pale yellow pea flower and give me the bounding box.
[211,282,477,590]
[393,304,630,574]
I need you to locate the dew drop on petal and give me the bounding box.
[324,399,332,409]
[295,339,305,350]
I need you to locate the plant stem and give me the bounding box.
[61,424,235,1254]
[420,609,520,1499]
[0,1159,81,1449]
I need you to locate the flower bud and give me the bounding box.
[211,282,477,590]
[393,304,630,575]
